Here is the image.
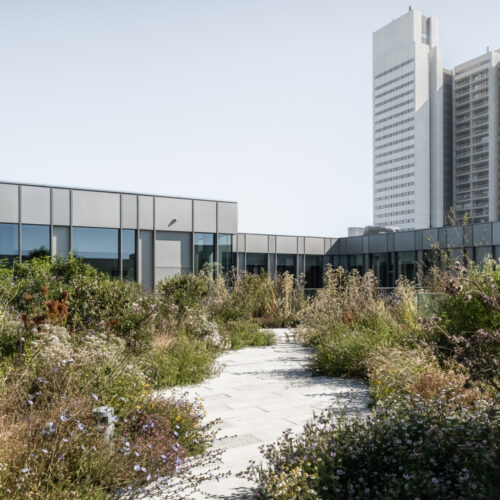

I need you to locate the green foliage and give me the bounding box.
[220,320,275,350]
[145,334,219,388]
[311,321,398,378]
[246,396,500,499]
[438,259,500,337]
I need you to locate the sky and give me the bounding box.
[1,1,500,237]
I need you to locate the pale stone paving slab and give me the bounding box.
[146,329,369,499]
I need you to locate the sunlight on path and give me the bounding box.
[147,329,369,499]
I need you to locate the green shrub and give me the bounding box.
[245,396,500,499]
[220,320,275,350]
[145,334,219,388]
[438,260,500,337]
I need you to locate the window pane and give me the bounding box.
[122,230,136,281]
[194,233,214,274]
[397,251,416,281]
[73,227,119,278]
[305,255,323,288]
[22,225,50,260]
[277,254,296,275]
[0,223,18,265]
[371,253,388,287]
[348,254,363,274]
[246,253,267,274]
[217,234,235,272]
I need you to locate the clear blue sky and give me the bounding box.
[1,1,499,237]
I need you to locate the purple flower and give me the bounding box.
[134,464,141,471]
[21,468,30,474]
[60,415,68,422]
[78,423,85,431]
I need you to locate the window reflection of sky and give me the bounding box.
[22,225,50,256]
[73,227,118,258]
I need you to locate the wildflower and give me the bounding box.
[91,393,99,401]
[60,415,68,422]
[58,454,65,460]
[42,449,48,454]
[78,423,85,431]
[134,464,141,472]
[47,422,56,433]
[21,468,30,474]
[62,438,69,443]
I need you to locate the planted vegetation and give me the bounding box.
[0,257,307,498]
[246,261,500,498]
[1,253,499,498]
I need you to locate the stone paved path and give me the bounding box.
[152,329,369,499]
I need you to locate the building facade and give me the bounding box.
[1,181,500,291]
[453,50,500,224]
[373,8,452,231]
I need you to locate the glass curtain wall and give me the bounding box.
[305,255,323,288]
[217,234,234,273]
[397,251,416,281]
[348,254,363,274]
[277,254,296,276]
[194,233,215,274]
[21,225,50,261]
[371,253,389,287]
[246,253,267,274]
[122,230,136,281]
[0,223,19,265]
[73,227,119,278]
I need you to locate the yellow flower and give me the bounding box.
[136,405,141,410]
[377,380,381,384]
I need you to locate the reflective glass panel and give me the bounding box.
[397,251,416,281]
[246,253,267,274]
[348,254,363,274]
[217,234,235,272]
[22,225,50,260]
[194,233,215,274]
[277,254,296,276]
[73,227,119,278]
[305,255,323,288]
[371,253,388,287]
[122,230,136,281]
[0,223,19,265]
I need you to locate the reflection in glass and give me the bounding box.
[397,251,416,281]
[22,225,50,260]
[217,234,235,272]
[305,255,323,288]
[73,227,119,278]
[0,223,19,265]
[122,230,136,281]
[277,254,296,276]
[348,254,363,274]
[194,233,215,274]
[246,253,267,274]
[371,253,388,287]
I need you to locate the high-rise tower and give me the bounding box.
[453,50,500,224]
[373,9,452,230]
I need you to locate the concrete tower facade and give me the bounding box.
[453,50,500,224]
[373,9,452,230]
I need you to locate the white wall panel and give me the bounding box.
[155,197,192,232]
[193,200,216,233]
[52,189,70,226]
[122,194,138,229]
[245,234,268,253]
[217,202,238,234]
[21,186,50,225]
[276,236,297,254]
[0,184,19,223]
[139,196,154,230]
[72,190,120,228]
